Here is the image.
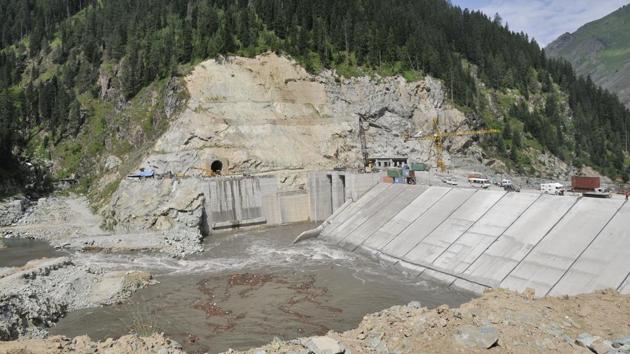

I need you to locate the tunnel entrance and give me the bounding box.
[211,160,223,174]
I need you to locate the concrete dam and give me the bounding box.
[318,183,630,297]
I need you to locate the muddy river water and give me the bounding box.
[18,223,473,353]
[0,238,67,267]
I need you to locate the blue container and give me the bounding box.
[394,177,406,184]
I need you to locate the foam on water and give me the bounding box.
[74,225,356,276]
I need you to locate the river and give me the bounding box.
[0,238,67,267]
[6,223,474,353]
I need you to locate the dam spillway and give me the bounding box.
[319,184,630,297]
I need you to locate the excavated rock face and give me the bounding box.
[106,178,205,233]
[142,53,468,187]
[106,53,474,232]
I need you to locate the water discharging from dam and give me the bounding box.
[50,223,474,353]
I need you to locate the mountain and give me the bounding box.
[0,0,629,198]
[546,4,630,108]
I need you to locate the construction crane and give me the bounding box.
[420,117,500,172]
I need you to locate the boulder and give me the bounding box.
[302,336,346,354]
[0,199,26,226]
[454,325,499,349]
[104,155,122,170]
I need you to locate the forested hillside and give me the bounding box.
[546,5,630,109]
[0,0,628,196]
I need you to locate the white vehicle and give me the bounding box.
[469,177,491,189]
[442,178,458,186]
[541,183,565,195]
[500,179,512,187]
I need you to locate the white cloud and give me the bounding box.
[475,0,629,46]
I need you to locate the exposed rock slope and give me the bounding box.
[142,53,468,187]
[103,53,473,232]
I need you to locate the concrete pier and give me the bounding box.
[319,184,630,297]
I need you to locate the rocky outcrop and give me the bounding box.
[0,198,27,227]
[140,53,468,189]
[0,257,153,340]
[107,178,205,232]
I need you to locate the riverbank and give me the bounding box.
[2,289,629,353]
[0,196,202,257]
[0,257,153,340]
[237,288,630,354]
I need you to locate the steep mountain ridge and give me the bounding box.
[1,0,629,199]
[546,4,630,108]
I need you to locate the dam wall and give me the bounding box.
[308,171,384,222]
[205,171,381,230]
[320,184,630,297]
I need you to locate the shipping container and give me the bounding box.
[571,176,600,191]
[382,176,394,184]
[387,168,402,177]
[410,163,427,171]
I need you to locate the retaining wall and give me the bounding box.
[320,184,630,297]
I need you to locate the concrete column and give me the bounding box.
[259,176,282,225]
[308,172,333,221]
[331,172,346,212]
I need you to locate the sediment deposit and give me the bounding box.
[0,257,152,340]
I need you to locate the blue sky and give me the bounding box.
[450,0,630,46]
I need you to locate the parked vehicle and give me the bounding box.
[570,176,611,198]
[469,177,491,189]
[504,184,520,192]
[583,187,612,198]
[541,183,565,195]
[442,178,458,186]
[571,176,600,192]
[499,179,512,187]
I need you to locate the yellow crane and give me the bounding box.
[420,118,500,172]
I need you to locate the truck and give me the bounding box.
[541,183,565,195]
[571,176,611,198]
[571,176,600,191]
[468,176,491,189]
[499,179,512,187]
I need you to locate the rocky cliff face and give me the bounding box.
[105,53,475,232]
[142,53,468,188]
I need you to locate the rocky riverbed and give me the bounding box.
[0,257,153,341]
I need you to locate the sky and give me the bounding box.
[449,0,630,46]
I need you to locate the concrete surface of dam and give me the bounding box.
[319,184,630,297]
